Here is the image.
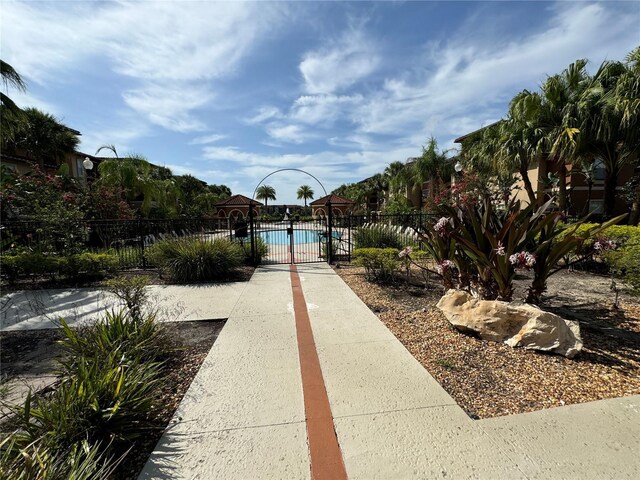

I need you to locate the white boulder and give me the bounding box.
[436,290,583,358]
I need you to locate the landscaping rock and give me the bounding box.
[436,290,583,358]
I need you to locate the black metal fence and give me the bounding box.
[332,213,439,261]
[1,218,234,269]
[1,213,443,269]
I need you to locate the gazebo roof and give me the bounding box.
[310,194,355,206]
[214,194,263,207]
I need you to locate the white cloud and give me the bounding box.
[200,143,417,202]
[122,83,213,132]
[265,124,313,144]
[290,94,363,125]
[189,134,227,145]
[1,1,287,133]
[351,2,640,140]
[245,106,283,125]
[299,29,380,94]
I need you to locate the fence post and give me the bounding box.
[139,219,147,268]
[327,200,333,264]
[249,201,256,266]
[347,212,352,263]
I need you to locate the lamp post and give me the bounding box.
[82,157,94,184]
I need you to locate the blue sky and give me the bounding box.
[2,1,639,204]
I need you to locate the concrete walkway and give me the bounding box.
[139,263,640,479]
[0,283,246,331]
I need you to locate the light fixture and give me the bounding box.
[454,161,463,173]
[82,157,94,170]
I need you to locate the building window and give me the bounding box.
[589,199,604,214]
[75,158,86,178]
[593,158,605,183]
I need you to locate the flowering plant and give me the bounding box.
[509,251,536,269]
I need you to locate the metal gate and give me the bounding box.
[244,202,344,265]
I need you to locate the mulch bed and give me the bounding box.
[335,264,640,419]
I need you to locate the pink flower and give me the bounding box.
[509,251,536,269]
[495,241,505,256]
[436,259,456,275]
[433,217,450,237]
[593,237,617,252]
[398,246,413,258]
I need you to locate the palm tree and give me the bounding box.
[526,59,592,213]
[7,108,79,168]
[1,59,26,115]
[580,54,640,217]
[256,184,276,208]
[411,137,453,207]
[96,145,179,217]
[384,161,410,197]
[296,185,314,207]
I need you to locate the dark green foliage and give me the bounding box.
[147,237,243,282]
[353,226,406,249]
[0,252,119,283]
[239,237,268,265]
[353,248,402,283]
[0,309,168,479]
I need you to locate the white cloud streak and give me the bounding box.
[1,1,285,133]
[299,28,380,94]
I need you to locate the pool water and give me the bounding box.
[258,229,340,246]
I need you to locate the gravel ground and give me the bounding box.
[335,264,640,419]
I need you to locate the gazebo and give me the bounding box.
[310,194,355,217]
[214,194,263,219]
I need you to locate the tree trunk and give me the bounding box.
[604,161,620,219]
[536,157,548,207]
[557,164,568,214]
[519,165,537,206]
[582,181,593,217]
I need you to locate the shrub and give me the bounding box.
[104,276,150,321]
[239,237,268,265]
[0,251,119,283]
[147,237,243,283]
[0,309,166,479]
[0,253,64,281]
[353,226,406,249]
[353,248,401,283]
[607,244,640,294]
[64,252,119,279]
[430,197,623,302]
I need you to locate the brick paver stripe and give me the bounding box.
[290,265,348,480]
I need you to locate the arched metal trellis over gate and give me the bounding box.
[229,168,346,266]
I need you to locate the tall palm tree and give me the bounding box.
[384,161,410,197]
[96,146,179,217]
[256,184,276,208]
[7,108,79,168]
[527,59,592,213]
[411,137,452,207]
[1,61,28,151]
[296,185,314,207]
[580,54,640,217]
[1,59,26,114]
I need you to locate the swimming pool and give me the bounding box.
[258,229,340,245]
